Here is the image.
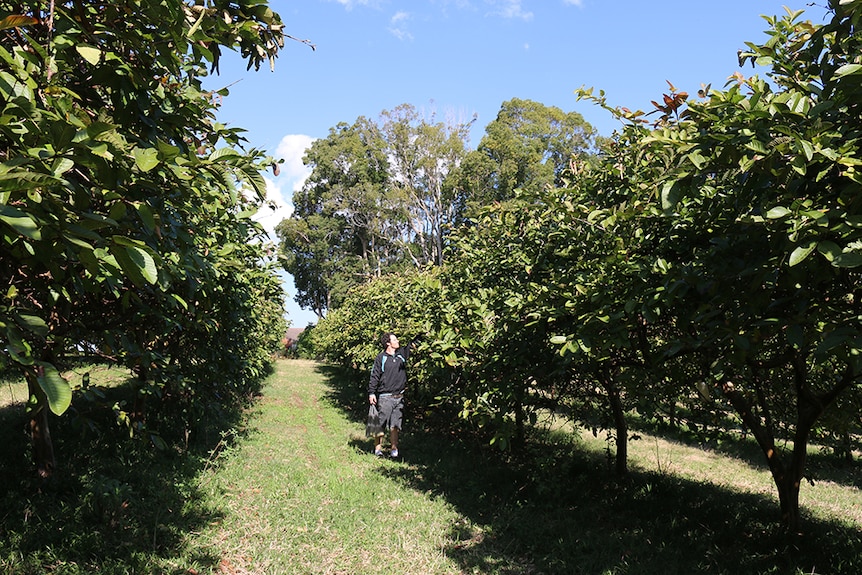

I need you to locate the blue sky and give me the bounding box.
[205,0,831,327]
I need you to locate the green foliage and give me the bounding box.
[277,117,395,316]
[311,2,862,531]
[277,104,472,317]
[455,97,597,208]
[309,269,448,405]
[0,1,288,476]
[380,104,472,265]
[564,3,862,528]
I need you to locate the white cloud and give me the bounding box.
[275,134,315,181]
[250,134,315,240]
[389,11,414,41]
[253,176,294,241]
[488,0,533,20]
[331,0,381,10]
[563,0,584,6]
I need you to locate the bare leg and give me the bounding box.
[390,427,399,451]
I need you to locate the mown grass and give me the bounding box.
[0,362,130,408]
[1,359,860,574]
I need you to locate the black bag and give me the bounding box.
[365,403,383,437]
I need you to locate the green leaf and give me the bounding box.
[0,204,41,239]
[834,63,862,78]
[5,327,33,366]
[549,335,567,345]
[187,5,207,38]
[132,147,160,172]
[36,362,72,416]
[15,313,48,336]
[789,241,816,266]
[796,139,814,162]
[110,242,158,286]
[209,147,241,161]
[832,251,862,268]
[171,293,189,310]
[766,206,791,219]
[84,121,117,139]
[75,45,102,65]
[817,241,841,262]
[687,150,706,169]
[660,180,682,211]
[52,157,74,176]
[124,245,158,284]
[134,202,156,232]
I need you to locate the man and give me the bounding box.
[368,332,410,458]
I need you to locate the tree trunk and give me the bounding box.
[721,373,834,533]
[774,464,802,532]
[26,370,56,479]
[513,385,525,452]
[602,377,628,476]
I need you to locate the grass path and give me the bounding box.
[2,359,859,574]
[179,359,862,575]
[191,359,470,575]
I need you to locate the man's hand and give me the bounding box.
[368,394,377,405]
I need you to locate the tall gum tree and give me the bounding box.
[456,97,598,208]
[278,104,472,317]
[381,104,472,266]
[276,117,396,318]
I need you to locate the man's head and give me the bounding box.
[380,332,400,352]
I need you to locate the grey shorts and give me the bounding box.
[377,394,404,431]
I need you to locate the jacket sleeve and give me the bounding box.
[368,354,382,395]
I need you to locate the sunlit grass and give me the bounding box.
[543,409,862,529]
[1,359,859,574]
[186,359,466,574]
[1,363,131,408]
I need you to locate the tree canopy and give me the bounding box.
[1,0,288,477]
[307,1,862,534]
[277,104,472,317]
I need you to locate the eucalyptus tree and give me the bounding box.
[380,104,472,266]
[278,104,472,317]
[276,117,398,317]
[0,0,288,477]
[456,98,597,208]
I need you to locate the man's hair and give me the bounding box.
[380,332,393,349]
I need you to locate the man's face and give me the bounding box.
[389,334,400,350]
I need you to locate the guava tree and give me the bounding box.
[576,1,862,530]
[0,0,287,477]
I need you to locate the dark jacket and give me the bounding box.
[368,345,410,396]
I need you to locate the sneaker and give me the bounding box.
[390,448,399,458]
[374,448,384,457]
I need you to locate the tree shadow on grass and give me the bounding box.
[322,365,862,575]
[0,381,252,575]
[628,413,862,491]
